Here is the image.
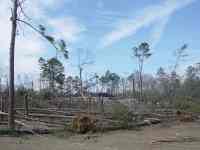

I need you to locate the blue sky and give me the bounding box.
[0,0,200,80]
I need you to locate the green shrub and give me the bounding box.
[111,103,133,128]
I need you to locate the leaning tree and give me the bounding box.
[8,0,68,130]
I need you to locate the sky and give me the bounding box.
[0,0,200,81]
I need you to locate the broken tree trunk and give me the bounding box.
[151,136,200,144]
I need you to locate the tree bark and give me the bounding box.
[8,0,18,130]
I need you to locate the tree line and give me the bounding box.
[2,0,200,131]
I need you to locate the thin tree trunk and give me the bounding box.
[140,72,143,102]
[0,96,4,121]
[0,78,2,94]
[24,94,29,116]
[39,76,41,91]
[1,94,5,121]
[79,67,83,95]
[132,78,135,97]
[0,96,3,112]
[100,96,104,132]
[8,0,18,130]
[139,60,144,103]
[31,81,34,91]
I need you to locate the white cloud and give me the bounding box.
[0,0,13,70]
[0,0,85,77]
[15,35,46,74]
[149,16,170,49]
[48,17,86,43]
[40,0,66,8]
[100,0,196,48]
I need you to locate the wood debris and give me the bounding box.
[151,136,200,144]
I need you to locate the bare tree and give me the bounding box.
[76,48,94,95]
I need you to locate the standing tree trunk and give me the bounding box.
[0,96,3,112]
[100,95,104,132]
[139,71,143,102]
[0,96,4,121]
[139,59,144,103]
[0,94,5,121]
[0,78,2,95]
[49,64,55,94]
[24,94,29,116]
[132,78,135,97]
[8,0,18,130]
[79,67,83,95]
[138,63,142,103]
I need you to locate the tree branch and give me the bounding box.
[16,18,59,51]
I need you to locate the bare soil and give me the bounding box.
[1,122,200,150]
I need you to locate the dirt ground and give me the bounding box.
[1,122,200,150]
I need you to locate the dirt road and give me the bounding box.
[1,122,200,150]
